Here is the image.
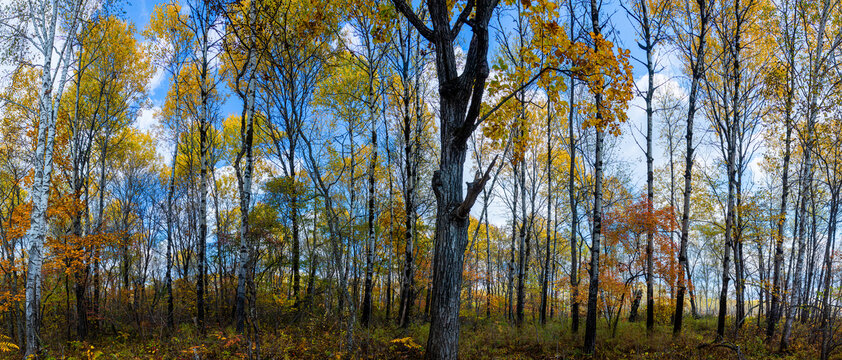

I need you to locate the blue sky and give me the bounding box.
[124,0,659,128]
[120,0,749,227]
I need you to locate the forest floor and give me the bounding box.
[4,315,828,359]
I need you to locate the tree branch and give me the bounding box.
[465,66,572,139]
[450,0,475,38]
[453,155,498,220]
[391,0,434,41]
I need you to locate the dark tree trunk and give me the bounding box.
[540,99,553,325]
[584,0,606,354]
[820,191,839,360]
[361,123,378,327]
[629,289,642,322]
[391,0,497,357]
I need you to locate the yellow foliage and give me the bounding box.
[0,333,18,353]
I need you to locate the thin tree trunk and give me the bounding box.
[584,0,606,353]
[674,0,709,335]
[540,98,552,324]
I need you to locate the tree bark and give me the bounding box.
[24,0,80,353]
[391,0,496,357]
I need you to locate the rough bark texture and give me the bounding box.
[392,0,496,357]
[361,121,378,327]
[820,191,838,360]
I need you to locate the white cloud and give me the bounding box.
[135,105,161,131]
[339,23,362,54]
[147,65,165,94]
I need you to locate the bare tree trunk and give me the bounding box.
[540,98,552,325]
[24,0,80,353]
[393,0,498,357]
[584,0,606,354]
[234,20,258,333]
[397,20,420,328]
[567,43,580,334]
[820,191,838,360]
[515,105,529,326]
[640,0,656,332]
[166,140,178,330]
[361,116,378,327]
[196,19,212,333]
[781,0,831,349]
[674,0,710,335]
[767,40,794,342]
[508,165,518,322]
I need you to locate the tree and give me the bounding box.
[624,0,671,333]
[582,0,634,353]
[144,1,191,331]
[218,0,265,341]
[179,0,223,333]
[63,14,151,340]
[672,0,712,335]
[781,0,842,350]
[389,0,500,357]
[0,0,86,354]
[764,0,799,340]
[260,0,336,306]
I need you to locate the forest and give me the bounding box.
[0,0,840,358]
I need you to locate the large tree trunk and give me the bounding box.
[166,140,178,330]
[567,49,580,335]
[197,115,208,334]
[291,159,300,302]
[413,3,494,358]
[716,125,735,340]
[819,188,838,358]
[361,33,380,326]
[731,0,746,331]
[25,0,80,352]
[583,127,604,354]
[566,0,581,334]
[820,191,839,360]
[485,194,493,318]
[196,22,212,333]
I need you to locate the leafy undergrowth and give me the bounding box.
[0,316,830,359]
